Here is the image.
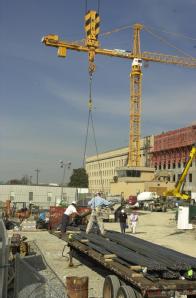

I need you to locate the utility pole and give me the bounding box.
[59,161,71,203]
[35,169,40,185]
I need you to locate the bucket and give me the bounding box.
[66,276,89,298]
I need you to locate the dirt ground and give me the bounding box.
[8,210,196,298]
[115,210,196,258]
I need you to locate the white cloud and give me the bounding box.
[43,76,129,117]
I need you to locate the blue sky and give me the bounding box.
[0,0,196,183]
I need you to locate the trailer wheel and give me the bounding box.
[103,275,121,298]
[117,286,136,298]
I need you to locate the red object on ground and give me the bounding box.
[49,206,90,230]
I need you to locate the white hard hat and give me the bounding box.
[71,201,77,205]
[121,209,125,213]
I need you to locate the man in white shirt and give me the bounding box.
[61,201,78,233]
[86,192,111,235]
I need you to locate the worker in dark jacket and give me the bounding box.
[118,209,127,233]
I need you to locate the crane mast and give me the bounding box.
[128,24,143,167]
[42,10,196,169]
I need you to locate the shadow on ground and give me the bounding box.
[126,231,147,235]
[167,231,186,236]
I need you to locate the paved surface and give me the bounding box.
[8,210,196,297]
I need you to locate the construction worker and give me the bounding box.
[61,201,79,234]
[36,211,50,229]
[86,192,111,235]
[118,209,128,233]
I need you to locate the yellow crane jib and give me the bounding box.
[41,35,67,58]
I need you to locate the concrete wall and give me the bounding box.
[145,181,175,196]
[110,180,177,198]
[0,185,79,208]
[110,181,145,198]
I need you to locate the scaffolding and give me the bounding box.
[151,125,196,167]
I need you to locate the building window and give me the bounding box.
[29,192,33,201]
[189,173,192,183]
[173,175,175,182]
[163,164,166,169]
[159,164,161,170]
[10,191,15,201]
[172,162,176,169]
[47,192,52,202]
[178,162,181,168]
[62,193,67,201]
[118,170,141,177]
[168,163,170,169]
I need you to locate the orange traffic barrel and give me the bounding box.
[66,276,88,298]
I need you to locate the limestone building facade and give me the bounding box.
[86,124,196,196]
[85,136,154,195]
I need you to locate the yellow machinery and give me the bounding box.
[42,10,196,167]
[164,145,196,200]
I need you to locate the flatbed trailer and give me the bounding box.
[65,234,196,298]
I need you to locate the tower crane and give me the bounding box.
[42,10,196,169]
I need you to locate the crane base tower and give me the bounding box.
[110,166,155,198]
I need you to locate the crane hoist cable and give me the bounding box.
[82,73,93,168]
[143,25,196,42]
[85,0,100,14]
[82,71,105,193]
[143,26,194,58]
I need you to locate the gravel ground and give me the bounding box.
[8,210,196,297]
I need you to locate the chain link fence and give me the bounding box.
[0,219,9,298]
[11,241,67,298]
